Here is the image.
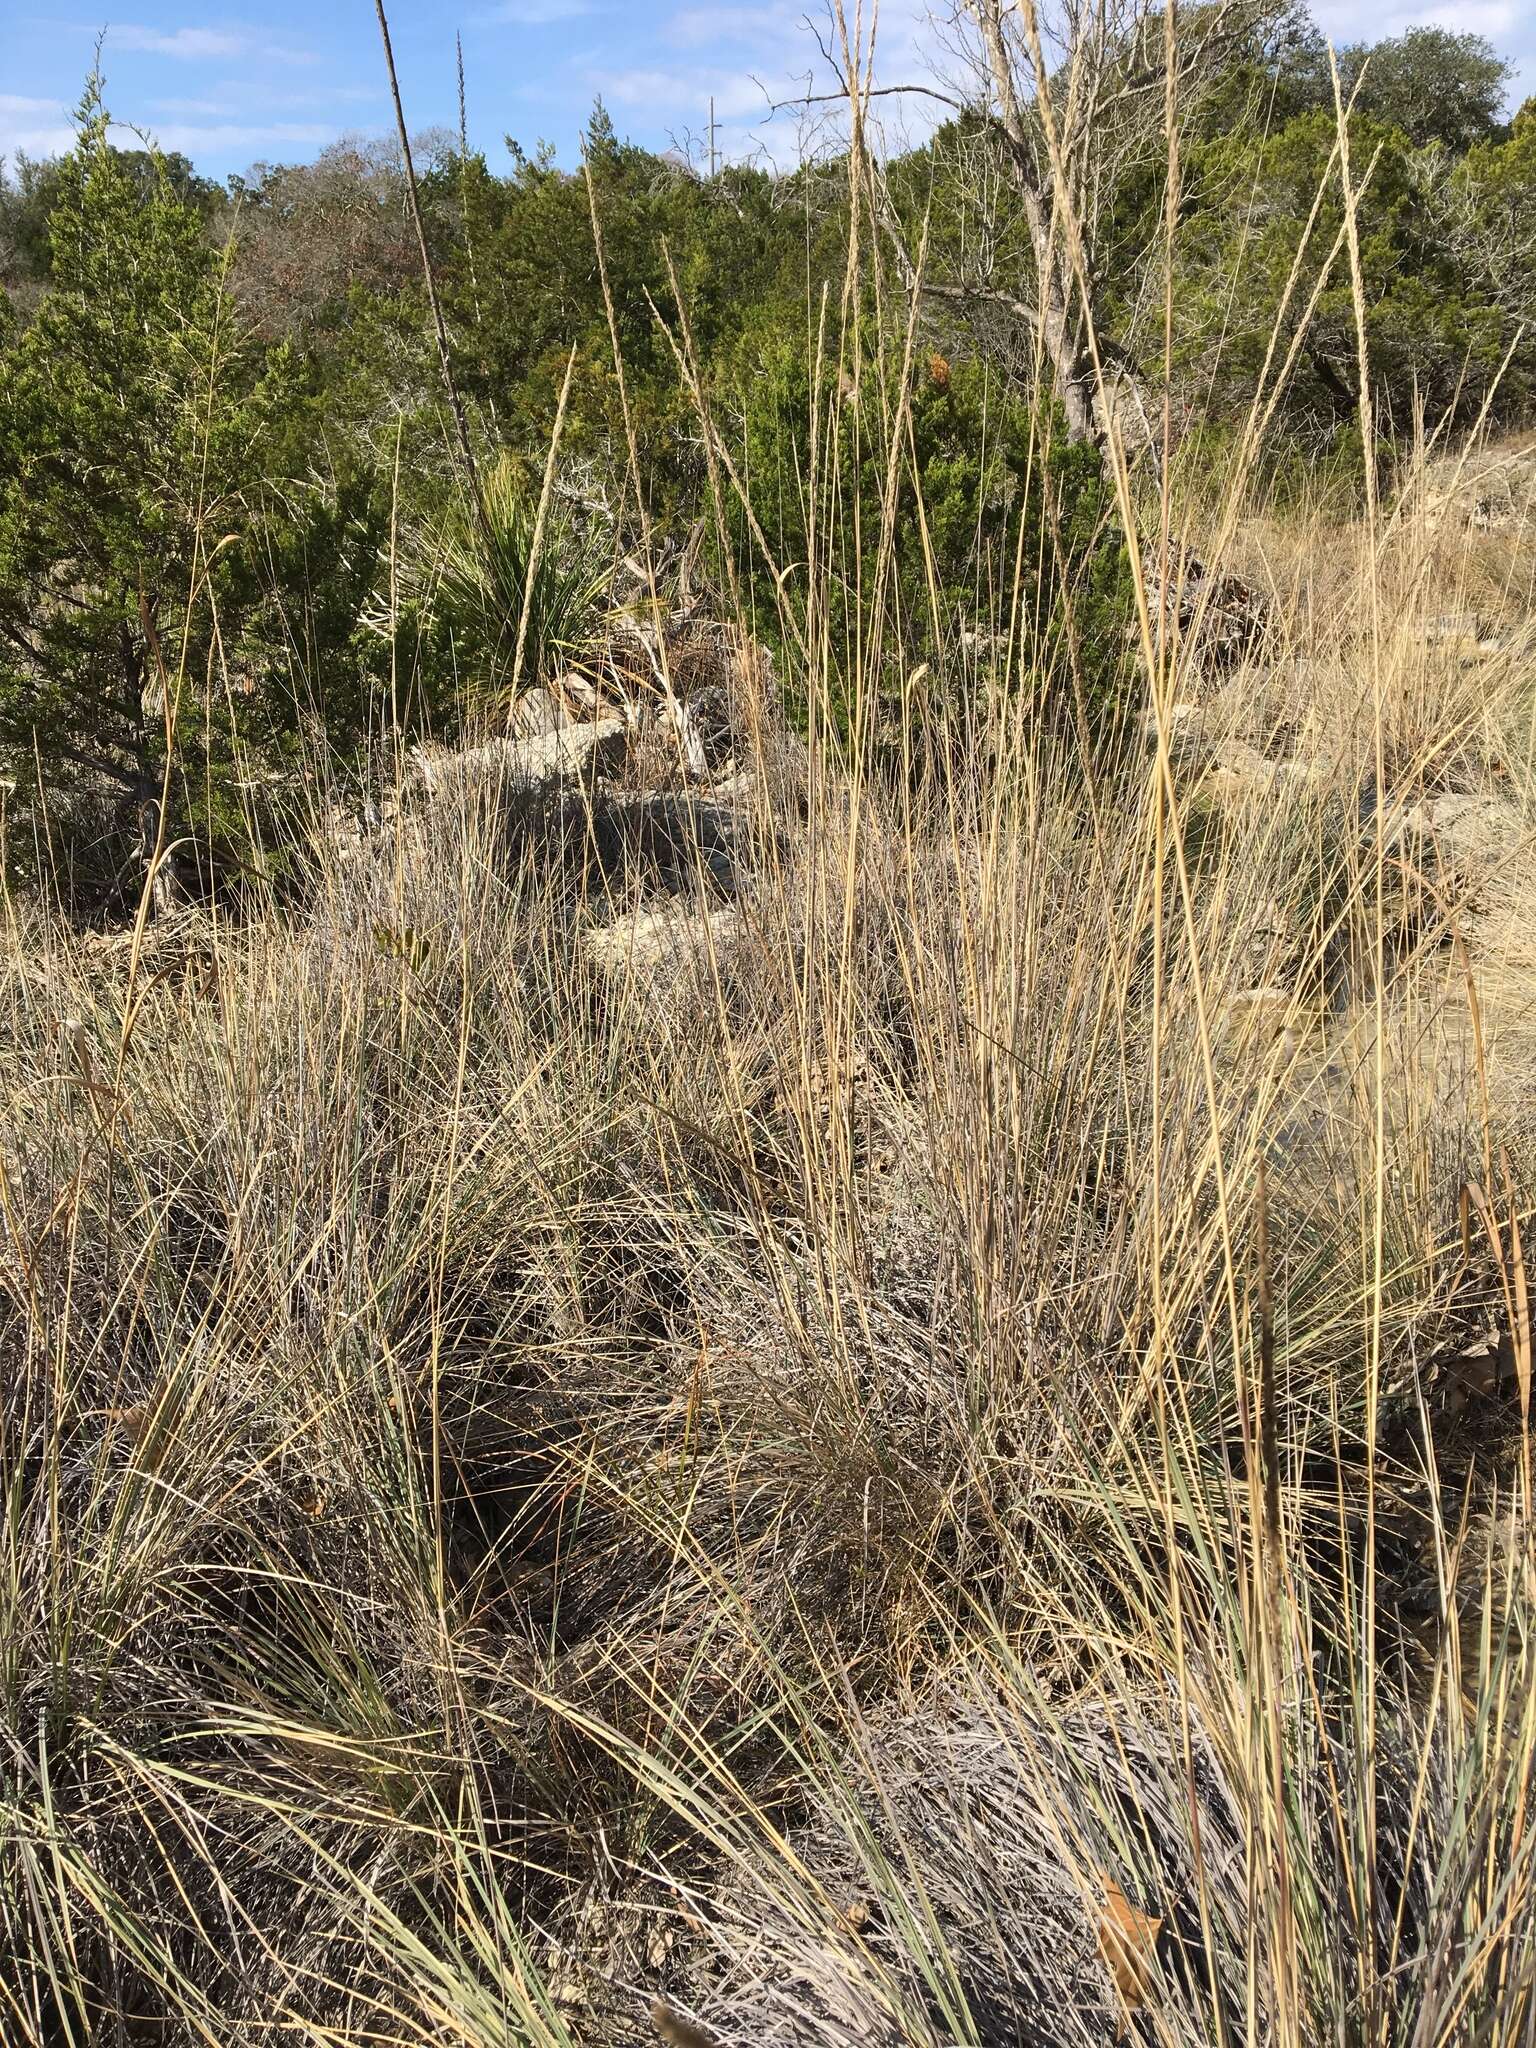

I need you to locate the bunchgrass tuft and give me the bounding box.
[3,26,1535,2047]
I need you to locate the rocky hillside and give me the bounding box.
[3,454,1534,2047]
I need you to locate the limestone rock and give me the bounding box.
[1206,738,1330,801]
[561,789,742,893]
[1376,789,1523,869]
[583,903,743,987]
[410,717,628,796]
[1223,985,1299,1052]
[1419,443,1536,535]
[1417,612,1490,662]
[1416,792,1524,866]
[509,674,602,737]
[515,717,629,785]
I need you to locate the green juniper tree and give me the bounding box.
[0,80,315,893]
[1340,26,1511,154]
[1170,103,1524,449]
[0,142,224,295]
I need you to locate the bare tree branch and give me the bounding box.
[921,278,1040,326]
[768,82,973,115]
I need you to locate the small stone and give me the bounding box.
[514,717,628,784]
[1207,740,1329,801]
[410,717,628,795]
[1225,986,1297,1048]
[584,904,743,985]
[1418,612,1486,661]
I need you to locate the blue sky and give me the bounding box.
[3,1,1531,182]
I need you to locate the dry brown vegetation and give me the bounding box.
[4,435,1536,2045]
[4,28,1536,2035]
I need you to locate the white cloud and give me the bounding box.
[278,86,382,108]
[150,84,380,119]
[0,93,74,160]
[104,23,316,66]
[0,124,77,157]
[1314,0,1518,36]
[593,66,767,118]
[150,95,240,116]
[1311,0,1534,101]
[141,120,334,153]
[582,0,833,158]
[0,85,339,165]
[477,0,595,24]
[109,26,246,58]
[665,5,791,49]
[579,0,947,166]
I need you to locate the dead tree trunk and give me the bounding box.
[956,0,1270,673]
[964,0,1114,456]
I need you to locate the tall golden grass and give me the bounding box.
[2,42,1535,2047]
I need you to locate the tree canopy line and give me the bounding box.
[0,3,1531,896]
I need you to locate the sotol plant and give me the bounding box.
[424,455,612,702]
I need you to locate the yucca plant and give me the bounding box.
[425,455,612,702]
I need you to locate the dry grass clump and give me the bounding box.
[3,456,1535,2045]
[5,58,1536,2025]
